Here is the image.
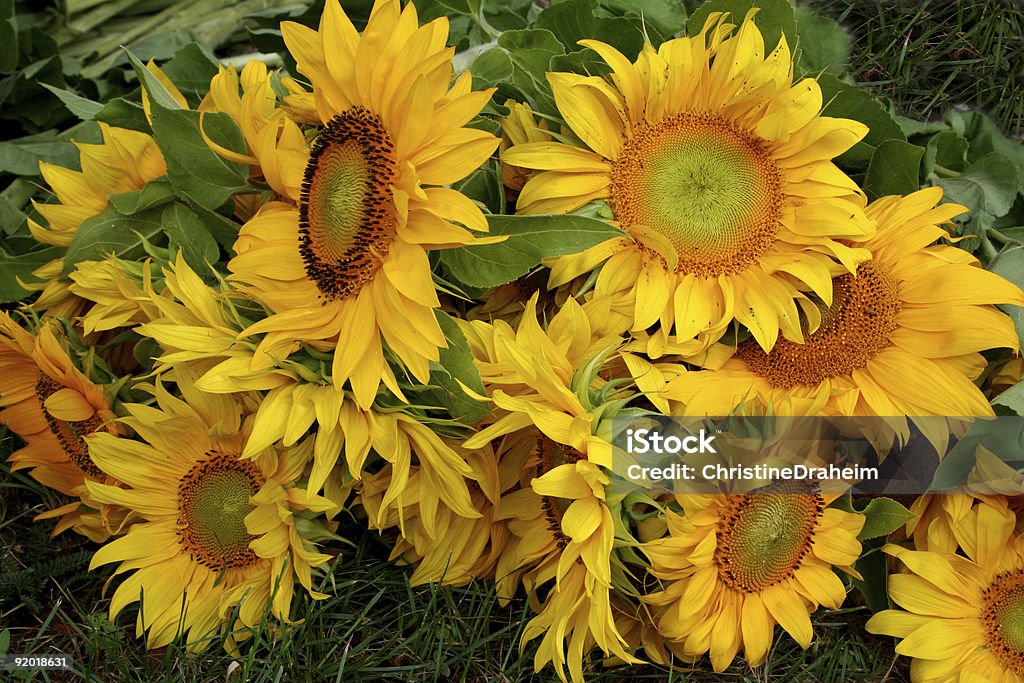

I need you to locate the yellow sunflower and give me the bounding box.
[461,296,641,681]
[0,312,126,540]
[499,99,551,196]
[221,0,500,409]
[502,10,874,350]
[359,439,507,587]
[85,371,333,650]
[866,498,1024,682]
[24,123,167,318]
[667,187,1024,418]
[644,485,865,671]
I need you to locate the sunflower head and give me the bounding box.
[503,10,876,351]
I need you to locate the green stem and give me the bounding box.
[987,228,1024,246]
[932,164,961,178]
[981,237,999,262]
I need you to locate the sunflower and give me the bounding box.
[667,187,1024,418]
[221,0,500,409]
[502,10,874,350]
[461,297,641,681]
[0,312,126,541]
[359,439,507,587]
[84,371,333,650]
[866,497,1024,682]
[24,123,167,318]
[644,484,865,671]
[499,99,551,197]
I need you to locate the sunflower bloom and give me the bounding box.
[461,297,640,681]
[668,187,1024,418]
[503,10,874,350]
[0,312,125,540]
[644,485,865,671]
[24,124,166,317]
[85,373,333,650]
[223,0,500,408]
[867,498,1024,682]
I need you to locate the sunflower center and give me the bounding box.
[737,260,901,387]
[534,434,583,548]
[983,571,1024,673]
[34,374,103,478]
[177,451,265,571]
[610,112,783,277]
[299,107,397,301]
[714,481,823,593]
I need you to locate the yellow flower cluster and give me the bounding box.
[2,1,1023,680]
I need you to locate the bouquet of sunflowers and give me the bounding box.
[3,0,1024,680]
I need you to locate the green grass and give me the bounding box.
[808,0,1024,136]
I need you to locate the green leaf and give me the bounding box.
[0,244,62,303]
[923,130,969,176]
[857,497,916,540]
[426,311,491,424]
[41,84,104,121]
[94,98,150,133]
[150,107,251,210]
[851,539,890,612]
[864,139,924,200]
[497,29,565,114]
[794,6,850,75]
[160,43,219,104]
[162,203,220,271]
[936,153,1019,219]
[184,201,243,250]
[817,74,906,165]
[0,132,79,176]
[990,247,1024,353]
[61,206,165,276]
[589,0,686,43]
[124,48,184,111]
[537,0,645,59]
[994,380,1024,416]
[931,418,1024,490]
[0,0,17,73]
[687,0,796,53]
[948,110,1024,191]
[0,628,9,656]
[440,213,625,288]
[108,178,176,215]
[470,48,514,88]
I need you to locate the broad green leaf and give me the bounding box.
[125,49,185,111]
[936,153,1019,219]
[856,497,916,540]
[497,29,565,114]
[0,627,9,655]
[425,311,491,424]
[452,160,505,214]
[864,139,924,200]
[94,98,150,133]
[0,133,79,176]
[794,6,850,75]
[990,247,1024,353]
[931,418,1024,490]
[994,380,1024,416]
[108,178,176,215]
[162,203,219,270]
[149,107,251,210]
[687,0,796,53]
[851,540,889,612]
[160,42,219,104]
[0,244,62,303]
[41,84,104,121]
[185,201,243,250]
[818,74,905,166]
[949,110,1024,190]
[537,0,645,59]
[923,130,969,176]
[470,48,514,87]
[61,205,165,275]
[0,0,16,73]
[440,213,625,288]
[588,0,687,42]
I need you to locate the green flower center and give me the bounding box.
[715,482,823,592]
[299,107,397,301]
[177,452,264,571]
[983,570,1024,674]
[35,373,103,479]
[610,112,783,277]
[737,260,902,385]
